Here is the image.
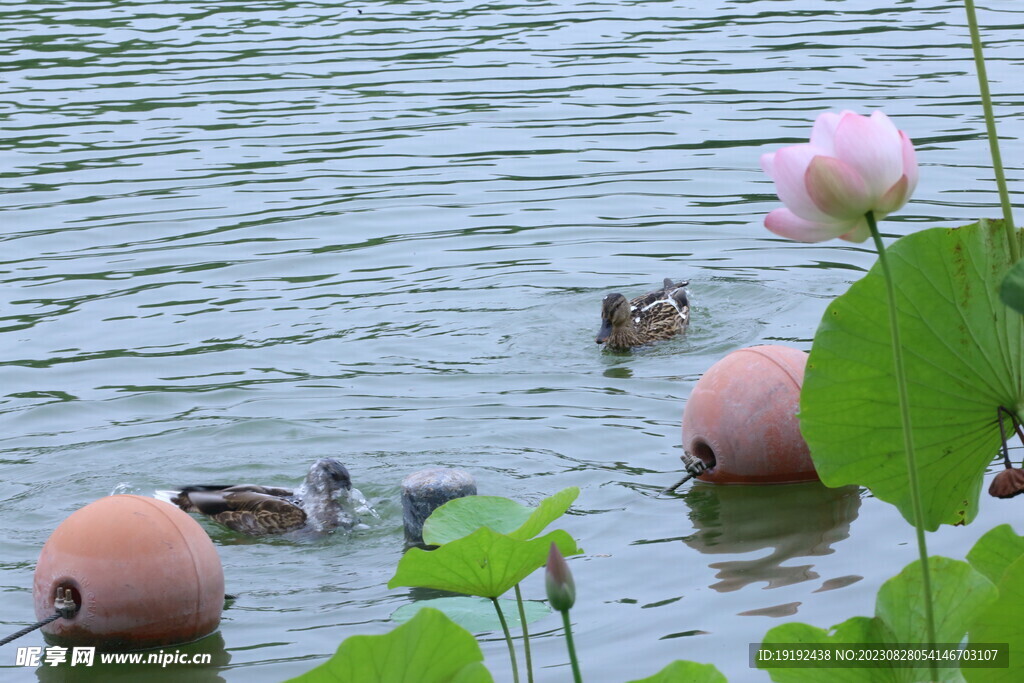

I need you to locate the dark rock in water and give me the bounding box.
[401,468,477,545]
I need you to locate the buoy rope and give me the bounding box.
[0,613,61,646]
[660,452,709,495]
[0,587,79,647]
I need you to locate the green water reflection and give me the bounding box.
[683,482,862,593]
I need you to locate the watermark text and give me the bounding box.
[750,643,1009,668]
[16,646,211,668]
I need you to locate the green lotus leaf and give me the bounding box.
[626,660,727,683]
[760,557,997,683]
[999,257,1024,315]
[965,523,1024,585]
[388,526,581,598]
[966,552,1024,683]
[422,487,579,546]
[390,596,550,633]
[290,608,492,682]
[800,220,1024,529]
[876,557,996,647]
[759,618,894,683]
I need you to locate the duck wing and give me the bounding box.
[630,287,668,310]
[173,487,306,535]
[621,279,689,342]
[630,279,689,314]
[666,280,689,311]
[170,484,294,512]
[176,484,295,498]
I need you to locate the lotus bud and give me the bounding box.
[545,543,576,611]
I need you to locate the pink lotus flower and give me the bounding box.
[760,110,918,242]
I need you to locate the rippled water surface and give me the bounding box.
[2,0,1023,680]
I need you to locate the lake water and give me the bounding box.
[2,0,1022,681]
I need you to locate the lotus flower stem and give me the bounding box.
[1010,411,1024,447]
[867,211,938,673]
[963,0,1017,257]
[997,408,1013,468]
[997,406,1024,465]
[513,584,534,683]
[560,609,583,683]
[490,597,520,683]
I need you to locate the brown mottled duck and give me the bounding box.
[164,458,358,535]
[596,278,690,350]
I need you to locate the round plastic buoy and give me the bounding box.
[33,495,224,650]
[402,468,477,545]
[682,345,817,484]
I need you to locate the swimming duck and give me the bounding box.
[164,458,358,535]
[596,278,690,350]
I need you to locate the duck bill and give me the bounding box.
[596,320,612,344]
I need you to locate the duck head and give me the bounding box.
[596,293,631,344]
[305,458,353,498]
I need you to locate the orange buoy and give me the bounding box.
[682,345,817,484]
[33,495,223,650]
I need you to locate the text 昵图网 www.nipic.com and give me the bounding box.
[16,646,212,668]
